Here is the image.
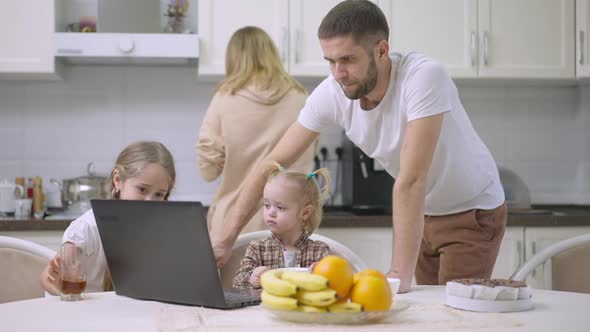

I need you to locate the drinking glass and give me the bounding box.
[60,242,87,301]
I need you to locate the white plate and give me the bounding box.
[277,267,310,273]
[446,294,533,313]
[265,301,409,325]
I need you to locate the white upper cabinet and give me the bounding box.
[288,0,344,76]
[385,0,477,78]
[383,0,574,79]
[577,0,590,77]
[197,0,288,76]
[0,0,62,79]
[478,0,574,78]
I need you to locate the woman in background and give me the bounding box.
[197,26,317,242]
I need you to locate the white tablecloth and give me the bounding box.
[1,286,589,331]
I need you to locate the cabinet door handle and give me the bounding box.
[516,240,522,266]
[281,27,288,63]
[483,31,489,66]
[295,29,301,63]
[531,241,538,278]
[580,30,585,65]
[470,31,476,66]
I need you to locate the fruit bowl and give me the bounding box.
[263,301,409,325]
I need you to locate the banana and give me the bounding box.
[260,269,297,297]
[298,304,327,313]
[261,291,298,310]
[296,289,338,307]
[327,301,363,313]
[281,271,329,291]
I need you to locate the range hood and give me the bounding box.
[54,33,199,65]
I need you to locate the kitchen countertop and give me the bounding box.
[1,205,589,231]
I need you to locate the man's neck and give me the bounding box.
[360,57,392,110]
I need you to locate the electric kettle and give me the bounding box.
[0,178,25,214]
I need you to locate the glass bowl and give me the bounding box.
[264,301,409,325]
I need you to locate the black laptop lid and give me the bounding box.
[91,200,227,308]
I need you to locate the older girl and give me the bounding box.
[40,141,176,294]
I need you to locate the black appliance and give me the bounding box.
[341,135,394,214]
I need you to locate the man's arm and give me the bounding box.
[388,113,443,293]
[213,122,319,267]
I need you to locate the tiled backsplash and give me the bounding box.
[0,66,588,204]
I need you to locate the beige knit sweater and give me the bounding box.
[197,83,317,241]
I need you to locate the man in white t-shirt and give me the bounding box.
[213,0,507,293]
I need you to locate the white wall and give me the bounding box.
[0,66,589,205]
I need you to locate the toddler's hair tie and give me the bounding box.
[307,172,315,179]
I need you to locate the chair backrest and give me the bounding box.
[0,236,56,303]
[511,233,590,293]
[220,230,368,289]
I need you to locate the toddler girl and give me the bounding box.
[40,141,176,294]
[233,162,331,289]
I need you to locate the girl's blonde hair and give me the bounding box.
[264,161,331,236]
[107,141,176,200]
[103,141,176,291]
[215,26,306,95]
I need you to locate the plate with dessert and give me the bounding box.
[445,278,533,313]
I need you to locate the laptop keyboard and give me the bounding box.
[224,290,261,307]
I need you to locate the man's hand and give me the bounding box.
[249,266,271,288]
[212,239,233,268]
[386,271,411,293]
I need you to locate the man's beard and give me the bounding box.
[339,56,378,100]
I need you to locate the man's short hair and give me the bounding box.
[318,0,389,47]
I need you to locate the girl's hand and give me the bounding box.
[249,266,271,288]
[47,256,61,286]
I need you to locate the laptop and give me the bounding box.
[90,199,260,309]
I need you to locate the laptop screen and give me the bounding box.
[91,200,230,308]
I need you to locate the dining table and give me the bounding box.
[1,286,589,331]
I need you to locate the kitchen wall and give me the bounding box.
[0,65,588,205]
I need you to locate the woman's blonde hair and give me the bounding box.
[215,26,306,95]
[103,141,176,291]
[264,161,331,236]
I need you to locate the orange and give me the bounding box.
[350,275,392,311]
[312,255,354,300]
[353,269,387,284]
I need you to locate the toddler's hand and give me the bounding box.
[249,266,271,288]
[308,262,318,272]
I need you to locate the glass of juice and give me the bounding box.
[60,242,87,301]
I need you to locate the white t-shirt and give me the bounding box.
[298,52,504,215]
[283,250,298,268]
[62,209,107,292]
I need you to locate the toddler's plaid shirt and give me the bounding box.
[233,232,330,289]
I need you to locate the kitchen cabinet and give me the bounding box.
[491,226,524,280]
[523,226,590,289]
[316,227,392,272]
[382,0,575,79]
[287,0,345,76]
[198,0,351,78]
[0,0,62,79]
[319,225,526,283]
[197,0,288,76]
[578,0,590,78]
